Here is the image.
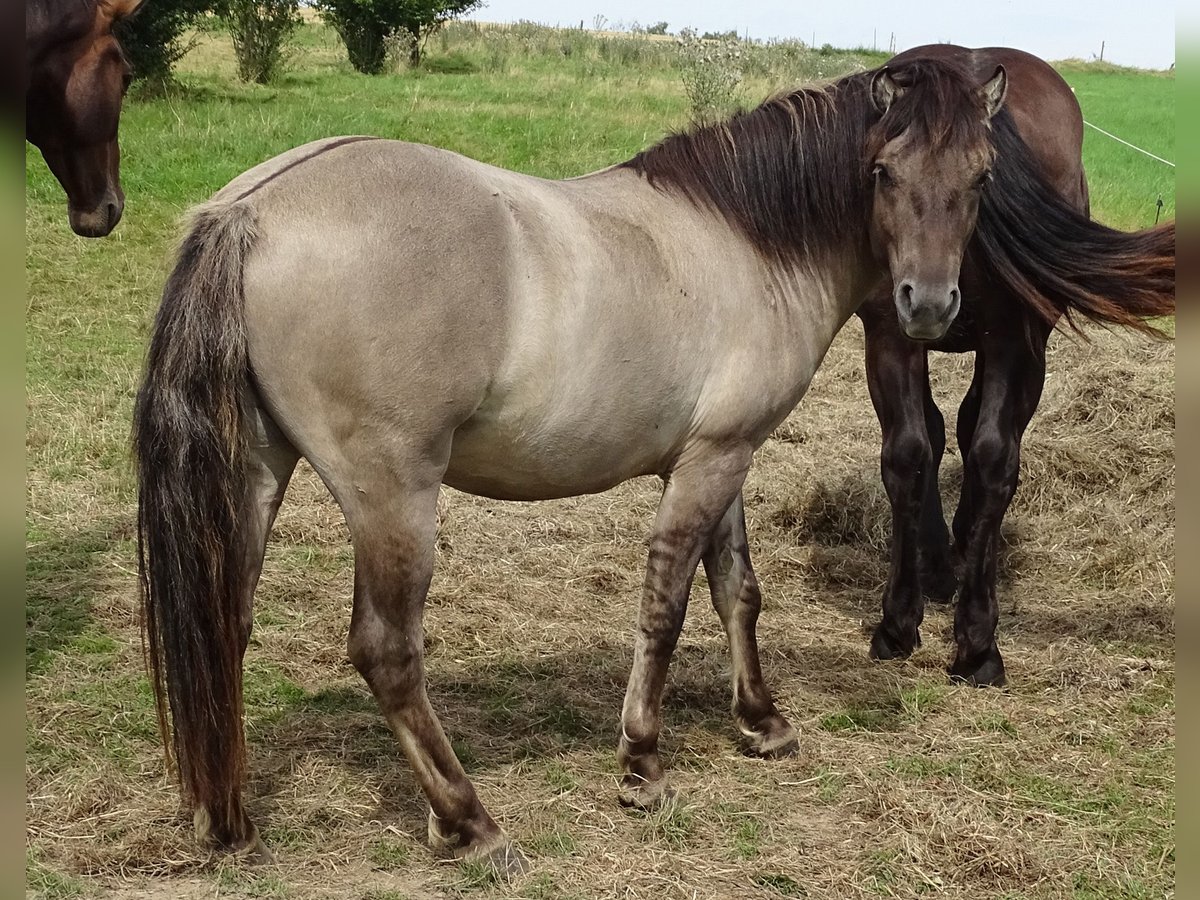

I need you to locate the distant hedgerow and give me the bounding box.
[218,0,301,84]
[316,0,483,75]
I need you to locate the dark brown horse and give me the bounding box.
[860,45,1175,686]
[25,0,141,236]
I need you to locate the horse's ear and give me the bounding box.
[982,65,1008,118]
[871,67,902,114]
[100,0,146,22]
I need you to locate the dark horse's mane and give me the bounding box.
[620,58,997,267]
[975,112,1175,336]
[27,0,104,57]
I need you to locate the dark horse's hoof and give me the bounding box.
[921,566,958,604]
[869,624,919,661]
[949,645,1007,687]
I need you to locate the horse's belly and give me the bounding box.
[443,405,680,501]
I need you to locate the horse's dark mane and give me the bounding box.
[28,0,98,21]
[26,0,103,59]
[975,111,1175,336]
[620,58,995,267]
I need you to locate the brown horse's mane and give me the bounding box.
[620,58,996,267]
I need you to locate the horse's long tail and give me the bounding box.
[975,112,1175,336]
[132,199,259,847]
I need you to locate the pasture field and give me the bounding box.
[26,22,1174,900]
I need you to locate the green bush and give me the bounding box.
[219,0,301,84]
[316,0,483,75]
[113,0,212,85]
[676,29,744,124]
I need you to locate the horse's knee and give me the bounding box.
[967,428,1020,506]
[347,614,422,703]
[882,427,933,499]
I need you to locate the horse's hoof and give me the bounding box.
[869,624,918,661]
[742,718,799,759]
[468,841,530,879]
[921,568,958,604]
[194,808,274,864]
[618,776,675,811]
[949,646,1007,687]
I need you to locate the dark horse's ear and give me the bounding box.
[981,65,1008,118]
[870,67,902,114]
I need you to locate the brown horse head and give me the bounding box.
[866,61,1007,340]
[26,0,142,237]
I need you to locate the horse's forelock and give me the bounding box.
[873,58,993,153]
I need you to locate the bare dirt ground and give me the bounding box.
[26,320,1174,899]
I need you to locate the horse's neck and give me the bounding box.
[773,240,881,339]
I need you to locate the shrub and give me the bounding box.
[676,29,744,124]
[113,0,212,85]
[645,21,669,36]
[218,0,300,84]
[316,0,483,74]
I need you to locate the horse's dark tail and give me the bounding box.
[132,199,259,848]
[975,112,1175,337]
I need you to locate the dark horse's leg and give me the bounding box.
[949,315,1050,686]
[862,315,938,660]
[703,491,798,757]
[918,377,957,601]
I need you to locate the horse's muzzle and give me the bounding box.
[894,279,961,341]
[68,196,123,238]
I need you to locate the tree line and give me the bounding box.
[117,0,482,85]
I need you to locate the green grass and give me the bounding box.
[1057,63,1175,229]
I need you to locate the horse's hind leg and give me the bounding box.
[195,402,298,858]
[703,492,797,758]
[337,451,523,873]
[618,445,752,809]
[236,404,300,655]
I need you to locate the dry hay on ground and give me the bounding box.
[26,320,1174,899]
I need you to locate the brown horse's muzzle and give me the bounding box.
[68,187,124,237]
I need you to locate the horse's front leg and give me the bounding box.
[702,491,798,757]
[863,321,935,660]
[617,444,753,809]
[951,325,1048,687]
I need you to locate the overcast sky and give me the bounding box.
[471,0,1176,69]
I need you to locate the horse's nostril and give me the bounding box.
[950,287,961,306]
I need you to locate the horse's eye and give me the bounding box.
[873,164,893,186]
[975,171,992,189]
